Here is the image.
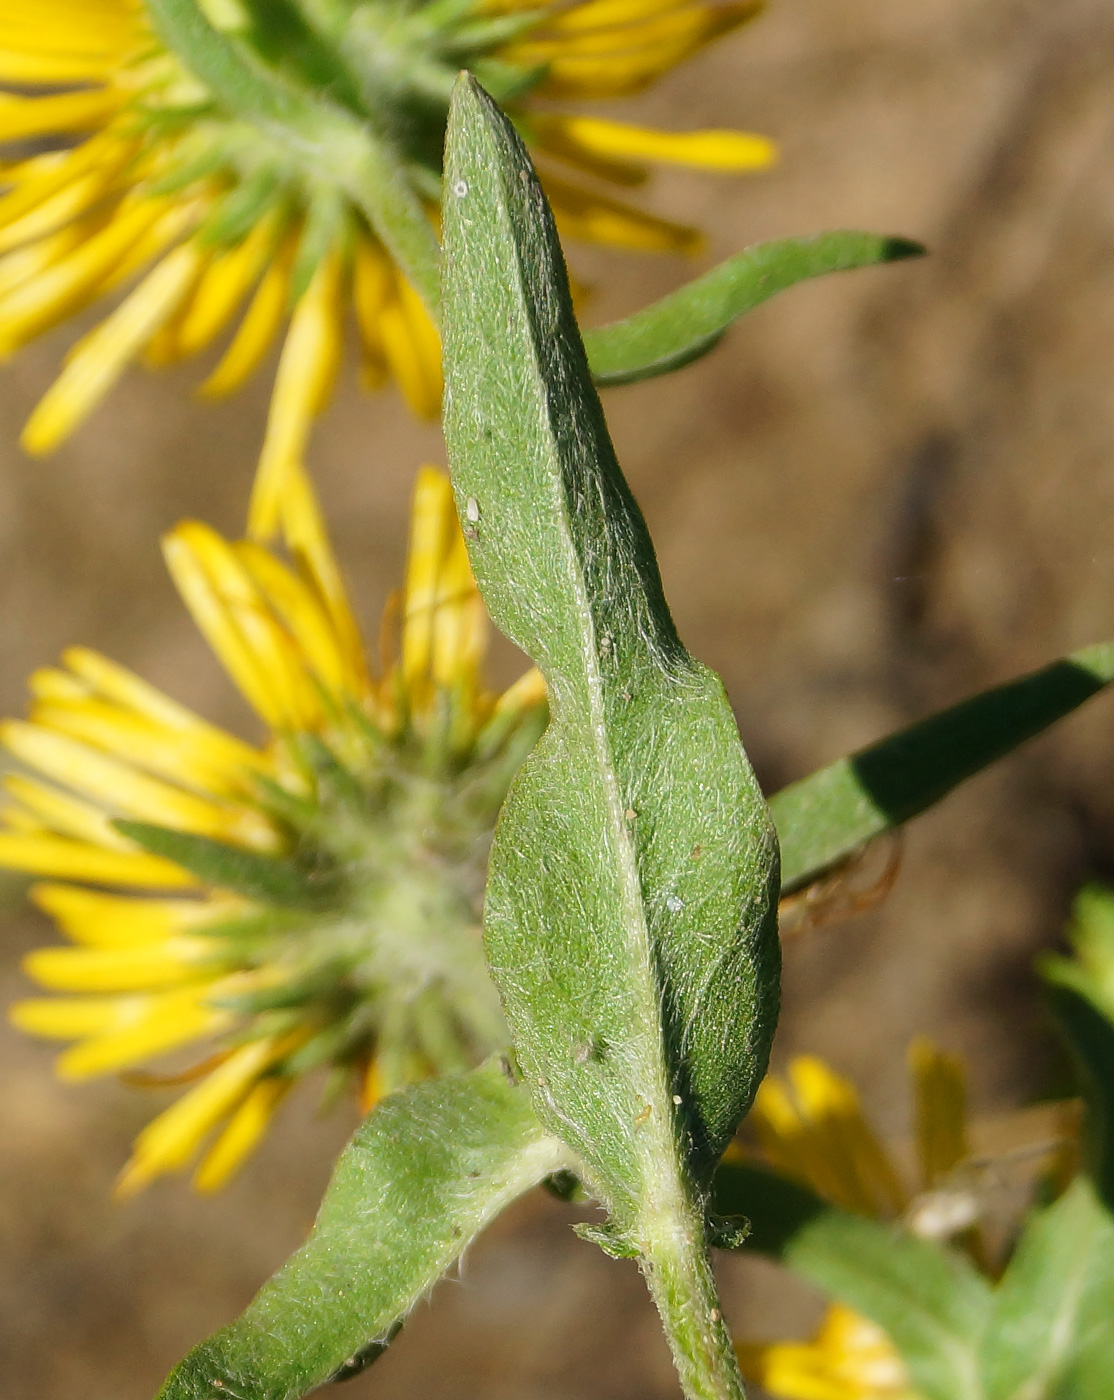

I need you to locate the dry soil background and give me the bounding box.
[5,0,1114,1395]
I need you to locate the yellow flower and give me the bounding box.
[4,462,547,1194]
[0,0,775,535]
[734,1041,975,1400]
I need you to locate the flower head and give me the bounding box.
[4,461,546,1193]
[0,0,774,534]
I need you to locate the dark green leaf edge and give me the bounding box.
[583,232,924,387]
[157,1059,568,1400]
[1042,973,1114,1215]
[772,639,1114,893]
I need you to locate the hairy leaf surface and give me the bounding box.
[158,1060,565,1400]
[441,76,780,1224]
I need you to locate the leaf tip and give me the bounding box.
[881,236,927,262]
[447,69,498,148]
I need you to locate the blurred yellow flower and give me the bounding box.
[737,1304,917,1400]
[734,1041,975,1400]
[0,0,774,534]
[4,463,547,1194]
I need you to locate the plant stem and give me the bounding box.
[640,1201,747,1400]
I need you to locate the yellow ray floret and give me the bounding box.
[114,1035,290,1195]
[533,115,777,172]
[909,1036,969,1192]
[749,1056,907,1218]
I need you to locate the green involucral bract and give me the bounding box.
[441,73,778,1400]
[145,0,443,308]
[157,1059,568,1400]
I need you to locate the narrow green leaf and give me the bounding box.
[114,820,340,909]
[582,233,923,386]
[714,1161,991,1400]
[145,0,441,308]
[979,1178,1114,1400]
[1042,976,1114,1214]
[442,74,777,1400]
[442,72,779,1214]
[773,640,1114,892]
[157,1059,566,1400]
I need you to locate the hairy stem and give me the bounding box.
[641,1200,746,1400]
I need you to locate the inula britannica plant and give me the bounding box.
[5,9,1114,1399]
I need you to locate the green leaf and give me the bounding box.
[713,1160,991,1400]
[157,1059,566,1400]
[790,1210,991,1400]
[583,232,923,386]
[979,1178,1114,1400]
[441,74,776,1400]
[1045,884,1114,1022]
[773,640,1114,892]
[145,0,441,308]
[114,820,341,909]
[1042,976,1114,1214]
[1058,1198,1114,1400]
[441,71,779,1214]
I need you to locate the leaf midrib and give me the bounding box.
[542,423,672,1220]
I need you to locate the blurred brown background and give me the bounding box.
[6,0,1114,1394]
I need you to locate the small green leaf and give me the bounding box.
[1042,975,1114,1213]
[773,640,1114,892]
[714,1160,991,1400]
[979,1178,1114,1400]
[157,1059,566,1400]
[582,233,923,387]
[114,820,340,909]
